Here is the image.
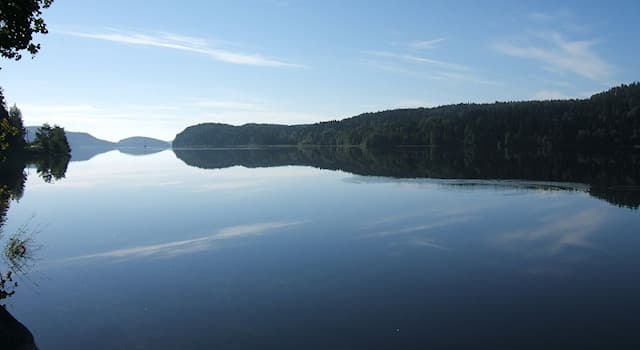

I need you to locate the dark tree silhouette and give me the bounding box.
[0,0,54,62]
[32,123,70,155]
[0,0,54,160]
[0,91,25,159]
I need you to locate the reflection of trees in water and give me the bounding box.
[0,159,36,303]
[0,154,68,349]
[174,146,640,209]
[0,157,52,302]
[32,155,70,183]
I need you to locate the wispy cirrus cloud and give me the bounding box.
[408,37,445,49]
[532,90,573,100]
[64,30,303,68]
[494,31,612,82]
[528,10,572,22]
[363,57,498,86]
[366,50,470,71]
[363,39,498,86]
[193,99,265,111]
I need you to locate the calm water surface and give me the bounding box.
[3,149,640,349]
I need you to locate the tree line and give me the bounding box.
[173,83,640,151]
[0,93,70,160]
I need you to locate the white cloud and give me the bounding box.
[64,30,303,68]
[494,31,612,82]
[532,90,572,100]
[194,99,265,111]
[528,10,571,22]
[395,99,434,108]
[409,38,445,49]
[363,49,499,87]
[363,58,497,86]
[366,51,470,71]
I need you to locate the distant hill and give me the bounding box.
[117,137,170,150]
[25,128,170,161]
[26,127,115,150]
[173,83,640,150]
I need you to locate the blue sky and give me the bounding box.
[1,0,639,141]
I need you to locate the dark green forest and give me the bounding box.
[173,83,640,150]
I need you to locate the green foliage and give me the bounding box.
[6,104,25,150]
[173,83,640,150]
[0,90,26,160]
[0,0,54,62]
[31,123,71,155]
[0,0,54,160]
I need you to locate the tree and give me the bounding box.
[6,105,25,149]
[49,125,70,154]
[0,1,54,158]
[32,123,70,155]
[0,0,54,62]
[33,123,51,153]
[0,89,20,159]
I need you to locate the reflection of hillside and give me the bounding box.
[174,147,640,209]
[70,146,168,161]
[70,146,115,162]
[116,147,167,156]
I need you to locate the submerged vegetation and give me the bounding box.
[173,83,640,150]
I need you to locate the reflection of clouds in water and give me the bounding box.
[362,211,432,228]
[497,208,607,254]
[366,216,473,237]
[193,181,264,192]
[362,204,486,230]
[59,221,303,263]
[410,238,451,251]
[364,214,471,252]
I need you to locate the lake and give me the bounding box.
[2,147,640,349]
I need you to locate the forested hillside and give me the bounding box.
[173,83,640,150]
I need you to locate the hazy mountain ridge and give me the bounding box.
[117,137,170,149]
[25,127,170,160]
[25,127,115,149]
